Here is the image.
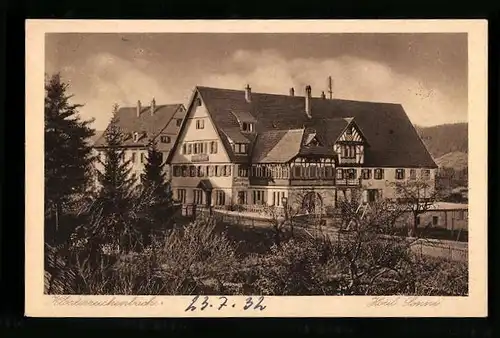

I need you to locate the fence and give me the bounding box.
[180,204,468,262]
[410,238,468,262]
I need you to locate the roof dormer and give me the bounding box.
[230,110,257,134]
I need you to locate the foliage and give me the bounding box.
[44,73,96,244]
[139,140,176,243]
[392,179,439,237]
[45,216,239,295]
[90,104,140,253]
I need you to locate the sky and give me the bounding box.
[45,33,468,131]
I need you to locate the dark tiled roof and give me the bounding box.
[221,127,251,144]
[252,129,304,163]
[230,110,257,123]
[298,145,338,157]
[93,104,185,152]
[197,86,437,168]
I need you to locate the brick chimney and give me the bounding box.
[137,100,142,117]
[150,97,156,116]
[290,87,295,96]
[305,85,312,118]
[245,84,252,103]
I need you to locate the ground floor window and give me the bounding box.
[253,190,265,204]
[176,189,186,204]
[215,190,226,205]
[193,189,203,204]
[237,191,247,204]
[272,191,286,206]
[432,216,439,226]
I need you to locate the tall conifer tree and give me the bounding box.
[44,73,95,240]
[91,104,139,252]
[140,141,175,237]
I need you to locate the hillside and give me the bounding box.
[415,123,468,159]
[435,151,468,170]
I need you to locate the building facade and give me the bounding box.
[92,99,186,185]
[167,85,438,213]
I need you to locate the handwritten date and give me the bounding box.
[185,296,266,312]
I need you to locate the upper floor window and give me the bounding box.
[131,152,137,163]
[238,165,249,177]
[340,145,356,158]
[361,168,371,179]
[241,122,254,132]
[176,119,182,127]
[421,169,431,180]
[196,119,205,129]
[345,168,357,180]
[374,168,384,180]
[395,169,405,180]
[181,165,188,177]
[173,165,181,177]
[210,141,218,154]
[409,169,417,180]
[336,168,344,180]
[160,135,171,143]
[140,153,146,164]
[189,165,196,177]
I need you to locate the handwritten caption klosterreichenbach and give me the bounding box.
[52,295,161,306]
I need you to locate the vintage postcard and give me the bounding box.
[26,19,488,317]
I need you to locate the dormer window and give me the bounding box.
[241,122,254,133]
[160,135,171,143]
[234,143,248,154]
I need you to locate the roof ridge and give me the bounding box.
[196,85,402,106]
[119,103,183,110]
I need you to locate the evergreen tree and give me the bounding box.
[44,73,95,241]
[90,104,139,253]
[140,140,175,239]
[97,104,135,203]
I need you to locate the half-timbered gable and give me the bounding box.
[332,118,368,165]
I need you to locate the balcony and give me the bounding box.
[338,158,358,165]
[335,178,362,186]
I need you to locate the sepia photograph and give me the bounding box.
[26,20,487,317]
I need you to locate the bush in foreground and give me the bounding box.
[45,215,468,296]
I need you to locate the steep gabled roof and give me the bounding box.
[93,103,185,152]
[196,86,437,168]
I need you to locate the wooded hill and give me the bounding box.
[415,122,468,159]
